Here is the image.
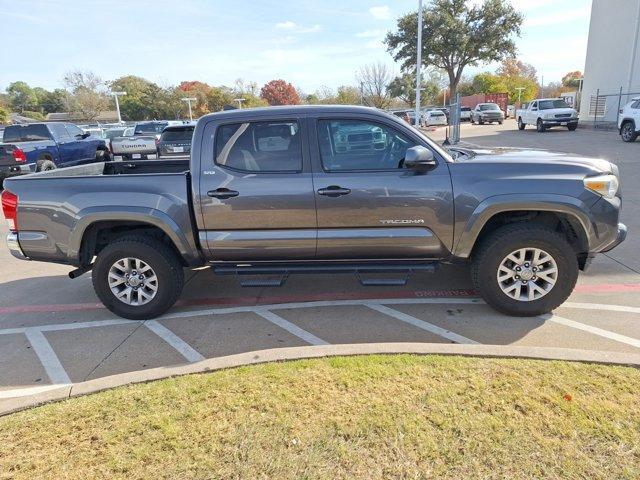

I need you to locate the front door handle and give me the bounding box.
[207,188,239,199]
[318,185,351,197]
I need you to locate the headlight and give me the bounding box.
[584,174,619,199]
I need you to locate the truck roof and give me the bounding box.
[199,105,390,122]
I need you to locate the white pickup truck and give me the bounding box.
[516,98,578,133]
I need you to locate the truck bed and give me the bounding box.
[2,158,198,266]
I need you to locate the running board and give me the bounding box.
[212,262,438,288]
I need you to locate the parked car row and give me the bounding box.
[0,122,110,183]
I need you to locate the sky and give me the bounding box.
[0,0,592,93]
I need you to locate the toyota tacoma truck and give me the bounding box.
[516,98,579,132]
[1,106,626,319]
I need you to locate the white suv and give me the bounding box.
[618,97,640,142]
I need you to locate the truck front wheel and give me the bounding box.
[471,224,578,316]
[92,235,184,319]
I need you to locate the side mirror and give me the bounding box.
[404,146,436,172]
[79,132,91,139]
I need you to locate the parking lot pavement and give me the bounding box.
[1,120,640,411]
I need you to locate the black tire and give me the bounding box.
[517,118,525,130]
[479,118,484,125]
[567,123,578,131]
[498,119,503,125]
[470,116,475,124]
[471,224,578,317]
[536,118,546,133]
[92,235,184,319]
[621,121,638,142]
[36,158,56,172]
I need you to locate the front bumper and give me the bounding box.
[601,223,627,253]
[6,232,29,260]
[542,117,578,126]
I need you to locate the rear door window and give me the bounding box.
[215,121,301,172]
[3,124,52,142]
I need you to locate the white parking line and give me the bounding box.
[144,320,205,363]
[562,302,640,315]
[0,319,138,336]
[546,314,640,349]
[24,328,71,385]
[253,309,328,346]
[0,384,71,399]
[160,297,483,320]
[365,303,479,344]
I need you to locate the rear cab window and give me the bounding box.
[135,123,168,135]
[3,124,52,142]
[161,127,194,142]
[215,121,302,172]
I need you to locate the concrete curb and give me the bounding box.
[3,343,640,416]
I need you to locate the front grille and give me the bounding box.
[555,113,572,119]
[348,133,373,142]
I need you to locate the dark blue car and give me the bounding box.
[0,122,109,182]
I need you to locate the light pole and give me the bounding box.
[515,87,525,105]
[182,97,197,121]
[110,91,126,124]
[414,0,423,128]
[233,98,245,109]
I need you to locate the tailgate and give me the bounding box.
[111,136,157,154]
[0,144,19,166]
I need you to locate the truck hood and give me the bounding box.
[451,146,615,175]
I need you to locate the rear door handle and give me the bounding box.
[207,188,239,199]
[318,185,351,197]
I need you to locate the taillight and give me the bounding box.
[1,190,18,231]
[12,148,26,163]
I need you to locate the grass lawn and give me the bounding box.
[1,354,639,479]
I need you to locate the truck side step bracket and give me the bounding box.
[212,262,438,288]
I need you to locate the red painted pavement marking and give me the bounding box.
[0,284,639,316]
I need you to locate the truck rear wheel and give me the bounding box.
[92,235,184,319]
[471,224,578,317]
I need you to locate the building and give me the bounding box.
[580,0,640,124]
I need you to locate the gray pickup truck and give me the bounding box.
[1,106,626,319]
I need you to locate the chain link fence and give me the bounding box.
[588,87,640,128]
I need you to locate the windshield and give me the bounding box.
[538,99,570,110]
[135,123,167,134]
[479,104,500,111]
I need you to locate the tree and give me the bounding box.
[63,70,108,121]
[111,75,167,120]
[562,71,582,88]
[0,105,10,124]
[260,79,300,106]
[494,58,539,103]
[233,79,268,108]
[179,81,214,117]
[472,73,508,94]
[387,69,445,106]
[335,86,361,105]
[385,0,523,98]
[356,62,392,109]
[6,81,38,112]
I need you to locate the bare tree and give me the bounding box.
[356,62,392,109]
[63,69,108,121]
